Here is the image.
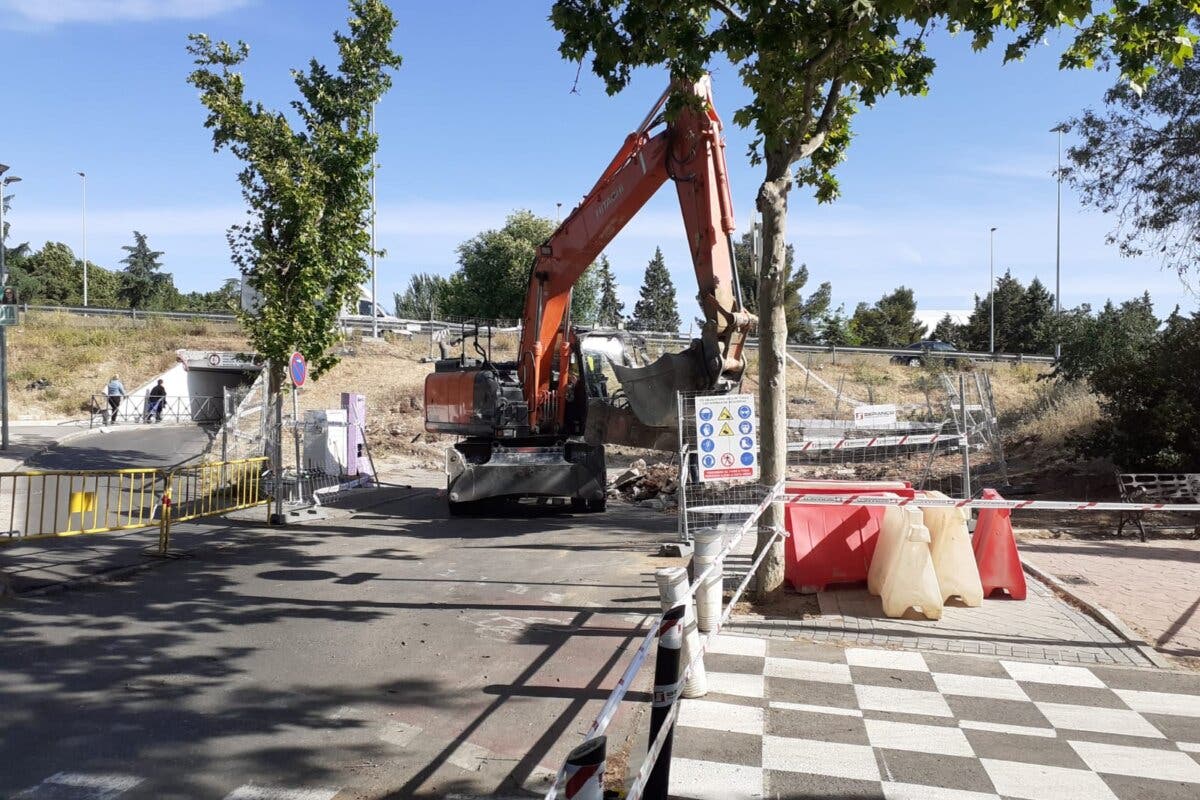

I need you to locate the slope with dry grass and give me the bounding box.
[8,312,248,420]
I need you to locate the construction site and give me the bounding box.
[3,2,1200,800]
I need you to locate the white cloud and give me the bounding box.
[0,0,251,27]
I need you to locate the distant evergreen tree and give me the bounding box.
[817,304,857,346]
[1016,277,1055,354]
[630,247,681,332]
[732,230,830,343]
[931,313,963,346]
[393,273,447,319]
[595,255,624,327]
[572,262,600,325]
[849,286,926,347]
[118,231,169,309]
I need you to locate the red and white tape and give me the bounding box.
[788,432,960,453]
[787,493,1200,513]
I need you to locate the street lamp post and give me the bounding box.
[77,171,88,307]
[0,164,22,450]
[369,107,378,339]
[1054,126,1063,360]
[989,226,997,354]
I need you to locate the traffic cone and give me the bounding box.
[972,488,1027,600]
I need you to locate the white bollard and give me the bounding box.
[654,566,707,698]
[692,528,724,634]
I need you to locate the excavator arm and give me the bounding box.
[518,75,755,433]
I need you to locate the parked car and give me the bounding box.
[890,339,961,366]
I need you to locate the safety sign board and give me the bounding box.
[694,393,758,483]
[289,351,307,387]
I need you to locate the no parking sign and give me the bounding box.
[694,393,758,483]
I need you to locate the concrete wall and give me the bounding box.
[120,364,254,424]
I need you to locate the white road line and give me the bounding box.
[959,719,1056,738]
[15,772,143,799]
[223,786,340,800]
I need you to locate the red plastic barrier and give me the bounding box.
[972,488,1027,600]
[783,481,914,593]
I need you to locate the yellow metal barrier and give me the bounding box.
[159,457,270,554]
[0,468,162,545]
[0,457,270,555]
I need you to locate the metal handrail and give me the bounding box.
[90,395,224,428]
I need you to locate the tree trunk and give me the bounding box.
[267,362,285,523]
[754,159,793,597]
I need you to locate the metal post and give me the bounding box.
[959,374,972,499]
[645,604,685,800]
[292,381,303,502]
[0,166,19,451]
[989,226,997,354]
[370,104,378,340]
[77,171,88,307]
[562,736,606,800]
[1055,128,1062,360]
[272,365,285,524]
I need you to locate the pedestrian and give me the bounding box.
[105,374,126,424]
[2,287,16,304]
[146,379,167,423]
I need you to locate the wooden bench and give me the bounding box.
[1115,472,1200,542]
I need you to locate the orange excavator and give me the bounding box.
[424,76,755,513]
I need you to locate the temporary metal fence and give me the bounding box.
[89,395,224,427]
[542,480,785,800]
[0,468,162,543]
[0,457,272,555]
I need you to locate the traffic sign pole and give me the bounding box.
[289,352,306,503]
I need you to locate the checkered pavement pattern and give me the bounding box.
[670,635,1200,800]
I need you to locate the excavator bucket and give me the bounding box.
[610,342,713,428]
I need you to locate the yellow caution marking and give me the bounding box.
[717,407,733,420]
[69,491,97,514]
[719,422,735,436]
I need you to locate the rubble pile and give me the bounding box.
[611,458,679,510]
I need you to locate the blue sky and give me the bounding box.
[1,0,1195,326]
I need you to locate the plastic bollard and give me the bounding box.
[867,505,920,596]
[921,491,983,607]
[644,605,684,800]
[692,528,724,633]
[880,521,944,620]
[654,567,707,698]
[563,735,607,800]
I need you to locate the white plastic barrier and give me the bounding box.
[922,491,984,607]
[654,567,707,698]
[880,518,944,620]
[867,502,916,596]
[692,529,724,633]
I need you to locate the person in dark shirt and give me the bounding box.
[146,379,167,423]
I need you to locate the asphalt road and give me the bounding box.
[23,424,215,471]
[0,488,677,799]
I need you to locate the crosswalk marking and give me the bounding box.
[14,772,143,799]
[223,786,340,800]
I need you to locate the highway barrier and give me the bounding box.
[0,457,271,555]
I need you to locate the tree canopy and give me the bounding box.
[187,0,402,380]
[850,286,926,347]
[733,231,830,343]
[1062,55,1200,277]
[393,273,446,320]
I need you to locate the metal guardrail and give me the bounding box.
[89,395,224,428]
[24,303,1056,364]
[0,457,271,555]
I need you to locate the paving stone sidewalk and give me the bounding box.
[723,531,1152,667]
[671,634,1200,800]
[1021,536,1200,664]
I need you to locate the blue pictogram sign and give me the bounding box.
[739,436,754,451]
[702,454,715,468]
[737,404,752,419]
[738,421,753,435]
[700,439,715,453]
[698,407,713,421]
[699,422,714,437]
[740,452,755,466]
